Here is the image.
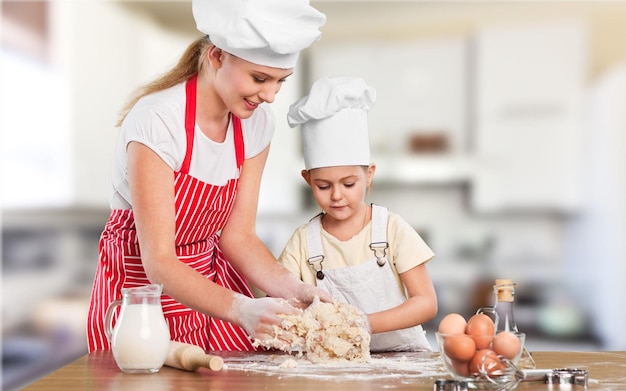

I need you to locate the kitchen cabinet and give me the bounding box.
[306,22,588,212]
[373,155,473,185]
[562,64,626,350]
[1,208,106,330]
[306,37,469,185]
[471,20,588,213]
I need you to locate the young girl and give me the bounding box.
[87,0,330,353]
[278,76,438,351]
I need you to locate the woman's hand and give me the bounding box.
[284,277,333,309]
[230,294,298,340]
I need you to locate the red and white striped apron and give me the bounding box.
[87,74,256,352]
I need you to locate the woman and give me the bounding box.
[87,0,330,352]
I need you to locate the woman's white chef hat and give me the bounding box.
[192,0,326,69]
[288,76,376,170]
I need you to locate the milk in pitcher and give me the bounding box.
[111,304,170,372]
[105,284,171,373]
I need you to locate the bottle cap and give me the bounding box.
[494,279,516,302]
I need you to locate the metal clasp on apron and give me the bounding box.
[369,241,389,266]
[307,255,325,280]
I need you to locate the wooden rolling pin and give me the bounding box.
[165,341,224,372]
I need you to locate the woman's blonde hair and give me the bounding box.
[115,36,213,127]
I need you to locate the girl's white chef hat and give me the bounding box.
[192,0,326,69]
[288,76,376,170]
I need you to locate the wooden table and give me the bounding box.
[21,350,626,390]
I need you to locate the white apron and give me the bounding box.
[306,204,431,352]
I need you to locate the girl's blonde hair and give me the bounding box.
[115,36,213,127]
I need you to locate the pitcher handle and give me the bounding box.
[104,299,122,342]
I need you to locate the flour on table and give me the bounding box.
[279,357,298,368]
[222,351,449,383]
[252,297,371,363]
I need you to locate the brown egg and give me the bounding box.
[438,313,467,334]
[492,331,522,360]
[469,349,504,376]
[465,314,495,349]
[450,358,470,377]
[443,334,476,362]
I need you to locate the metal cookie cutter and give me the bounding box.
[546,368,589,386]
[523,368,589,386]
[433,379,468,391]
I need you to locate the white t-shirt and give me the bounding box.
[109,82,275,209]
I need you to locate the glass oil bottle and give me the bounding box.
[479,279,537,369]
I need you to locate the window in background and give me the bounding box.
[1,1,73,209]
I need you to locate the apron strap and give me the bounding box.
[181,74,198,175]
[232,115,245,170]
[370,204,389,266]
[182,74,245,174]
[305,213,325,280]
[305,205,390,278]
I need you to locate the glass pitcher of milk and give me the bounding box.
[105,284,171,373]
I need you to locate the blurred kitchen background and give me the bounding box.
[2,0,626,389]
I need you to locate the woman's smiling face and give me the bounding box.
[213,49,293,119]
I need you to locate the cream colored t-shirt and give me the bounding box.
[278,210,434,294]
